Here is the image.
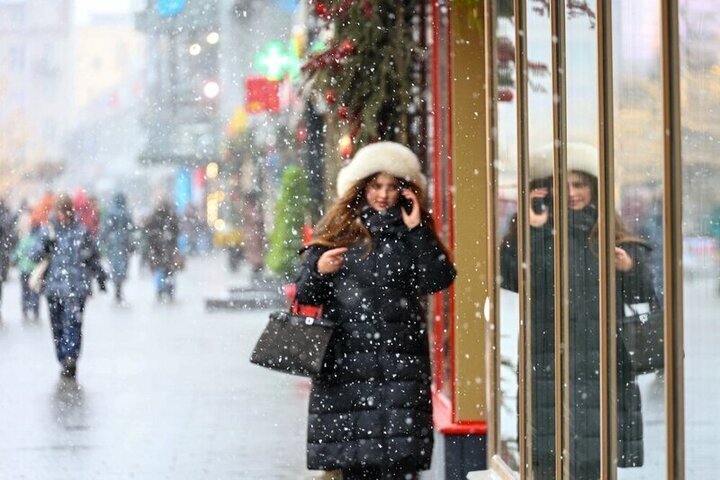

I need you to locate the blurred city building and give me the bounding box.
[0,0,72,197]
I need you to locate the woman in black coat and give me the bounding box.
[294,142,456,480]
[500,144,656,479]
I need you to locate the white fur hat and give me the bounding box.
[336,142,427,197]
[529,142,599,180]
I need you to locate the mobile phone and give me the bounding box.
[531,193,552,215]
[400,196,414,215]
[531,197,546,215]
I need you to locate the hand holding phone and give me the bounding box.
[528,187,550,227]
[400,189,421,229]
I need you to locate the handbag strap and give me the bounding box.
[291,300,323,318]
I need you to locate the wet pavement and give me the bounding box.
[2,250,715,479]
[0,253,318,479]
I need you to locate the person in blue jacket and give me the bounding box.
[100,192,135,304]
[31,194,107,378]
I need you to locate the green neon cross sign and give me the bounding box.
[255,40,302,81]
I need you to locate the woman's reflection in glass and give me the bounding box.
[500,143,658,479]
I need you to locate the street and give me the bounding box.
[0,253,315,479]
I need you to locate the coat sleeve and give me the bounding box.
[294,246,333,306]
[81,231,107,283]
[29,227,51,263]
[618,242,656,305]
[406,225,457,295]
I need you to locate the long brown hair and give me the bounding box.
[308,173,440,251]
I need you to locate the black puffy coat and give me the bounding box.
[500,206,656,479]
[295,207,456,472]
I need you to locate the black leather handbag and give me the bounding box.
[249,301,334,378]
[619,303,664,375]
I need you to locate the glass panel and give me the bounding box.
[613,1,668,478]
[563,2,606,478]
[496,0,520,469]
[680,1,720,478]
[524,4,557,477]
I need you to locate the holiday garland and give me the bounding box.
[302,0,419,154]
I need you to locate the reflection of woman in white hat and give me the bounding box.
[500,142,658,478]
[292,142,456,479]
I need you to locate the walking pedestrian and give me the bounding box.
[73,189,100,238]
[144,200,181,302]
[499,143,657,478]
[0,198,18,318]
[100,193,135,304]
[12,214,41,320]
[293,142,456,479]
[31,194,107,379]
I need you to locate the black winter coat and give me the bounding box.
[500,206,656,479]
[144,207,180,271]
[295,207,456,472]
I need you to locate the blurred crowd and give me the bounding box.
[0,190,218,378]
[0,190,214,319]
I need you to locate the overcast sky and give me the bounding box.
[74,0,143,24]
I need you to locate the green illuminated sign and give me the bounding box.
[254,40,301,81]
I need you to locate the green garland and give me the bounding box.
[265,164,311,278]
[303,0,419,152]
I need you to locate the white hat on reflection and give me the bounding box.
[529,142,599,180]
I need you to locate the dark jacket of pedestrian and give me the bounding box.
[0,200,18,283]
[101,193,135,283]
[30,194,106,378]
[31,218,105,299]
[293,142,456,476]
[144,203,180,272]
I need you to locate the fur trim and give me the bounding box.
[336,142,427,197]
[529,142,599,180]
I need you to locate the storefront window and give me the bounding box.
[679,1,720,477]
[613,1,669,477]
[524,4,557,477]
[495,0,520,469]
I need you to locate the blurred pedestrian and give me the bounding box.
[73,189,100,238]
[12,214,41,320]
[293,142,456,479]
[242,190,265,281]
[100,193,135,304]
[31,194,107,378]
[0,198,18,318]
[144,200,181,302]
[180,204,203,256]
[31,191,55,227]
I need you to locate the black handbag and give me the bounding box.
[619,303,664,375]
[249,301,334,377]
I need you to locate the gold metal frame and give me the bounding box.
[660,0,685,478]
[549,1,570,477]
[596,1,618,478]
[485,0,501,461]
[513,0,532,476]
